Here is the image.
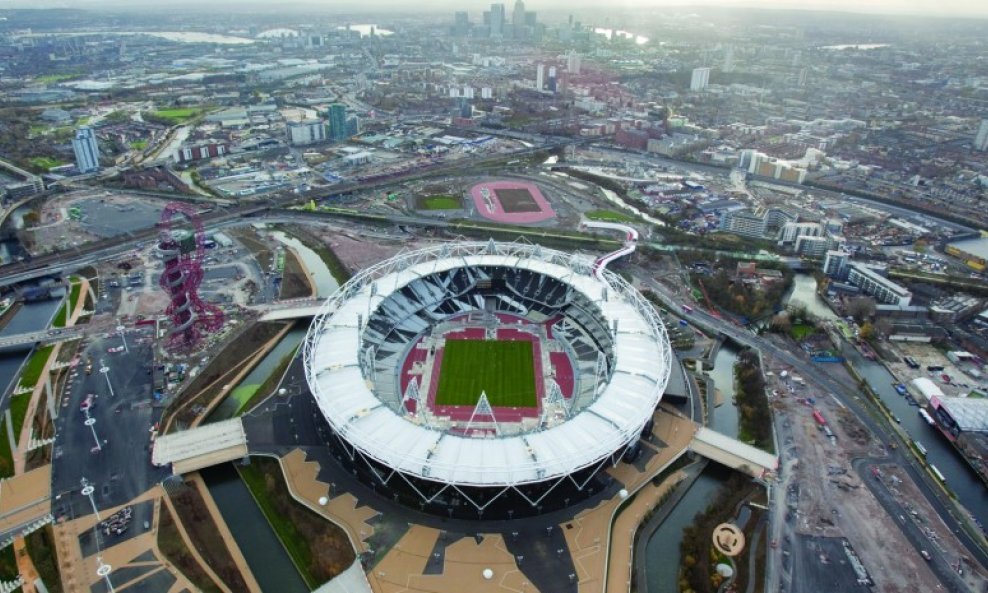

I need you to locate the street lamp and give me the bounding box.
[80,479,115,593]
[84,416,101,452]
[100,364,114,398]
[116,326,128,353]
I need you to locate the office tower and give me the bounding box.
[567,51,582,75]
[489,3,505,36]
[512,0,526,28]
[548,66,557,92]
[452,11,469,36]
[327,103,349,142]
[797,68,808,87]
[72,127,100,173]
[536,63,545,91]
[690,67,710,91]
[975,119,988,152]
[722,46,734,73]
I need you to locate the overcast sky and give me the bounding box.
[0,0,987,18]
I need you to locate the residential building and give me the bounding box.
[567,51,582,75]
[976,119,988,152]
[720,209,766,239]
[536,63,545,91]
[847,263,912,306]
[71,127,100,173]
[823,250,851,280]
[175,143,229,163]
[690,67,711,91]
[794,235,829,257]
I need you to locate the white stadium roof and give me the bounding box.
[303,242,672,488]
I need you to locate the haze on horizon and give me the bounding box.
[1,0,988,18]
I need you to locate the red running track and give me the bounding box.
[469,180,556,224]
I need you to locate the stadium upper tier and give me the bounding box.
[303,241,672,488]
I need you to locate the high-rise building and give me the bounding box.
[567,51,582,75]
[488,3,505,36]
[512,0,526,28]
[452,11,470,36]
[823,250,851,280]
[535,63,545,91]
[71,127,100,173]
[975,119,988,152]
[327,103,349,142]
[690,67,711,91]
[846,263,912,306]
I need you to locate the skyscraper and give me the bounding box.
[567,51,582,75]
[327,103,349,142]
[72,127,100,173]
[512,0,526,28]
[690,67,711,91]
[489,3,505,37]
[536,63,545,91]
[975,119,988,152]
[452,11,470,36]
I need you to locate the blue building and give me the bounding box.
[72,127,100,173]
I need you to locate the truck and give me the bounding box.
[682,304,694,314]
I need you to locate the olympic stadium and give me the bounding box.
[302,240,673,519]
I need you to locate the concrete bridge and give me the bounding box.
[252,298,323,321]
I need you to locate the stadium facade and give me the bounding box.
[303,241,672,518]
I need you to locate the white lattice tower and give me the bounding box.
[544,379,569,415]
[401,377,420,414]
[593,350,608,397]
[465,391,500,436]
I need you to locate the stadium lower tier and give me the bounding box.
[321,426,625,519]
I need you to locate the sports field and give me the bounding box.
[434,339,537,408]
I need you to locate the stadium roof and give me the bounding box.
[304,242,672,488]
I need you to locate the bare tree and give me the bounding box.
[846,296,877,323]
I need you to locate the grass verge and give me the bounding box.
[585,209,638,222]
[168,483,249,592]
[157,504,223,593]
[18,345,54,391]
[25,526,62,593]
[237,458,355,588]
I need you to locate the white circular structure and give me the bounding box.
[303,241,672,516]
[482,568,494,580]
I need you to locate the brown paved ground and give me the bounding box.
[160,489,234,593]
[279,448,378,554]
[52,486,197,593]
[0,465,50,517]
[295,407,699,593]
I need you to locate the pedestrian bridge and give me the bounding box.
[151,418,248,474]
[689,426,778,478]
[252,298,323,322]
[0,326,85,353]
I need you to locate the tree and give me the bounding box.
[859,322,875,341]
[846,296,877,323]
[769,312,792,334]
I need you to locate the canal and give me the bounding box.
[643,342,741,592]
[200,463,309,593]
[784,273,838,322]
[841,342,988,524]
[205,326,307,423]
[270,230,340,299]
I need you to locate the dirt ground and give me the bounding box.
[302,224,432,273]
[885,341,986,398]
[767,353,950,593]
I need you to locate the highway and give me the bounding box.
[639,277,988,588]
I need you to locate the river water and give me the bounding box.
[643,343,741,592]
[0,299,64,399]
[270,231,339,298]
[784,273,838,322]
[841,343,988,524]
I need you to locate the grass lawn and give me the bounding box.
[150,108,202,124]
[0,418,12,478]
[586,209,637,223]
[417,194,461,210]
[435,339,537,407]
[52,279,82,328]
[28,156,66,171]
[130,139,148,150]
[19,345,54,391]
[789,324,816,340]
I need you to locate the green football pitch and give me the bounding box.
[434,339,538,408]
